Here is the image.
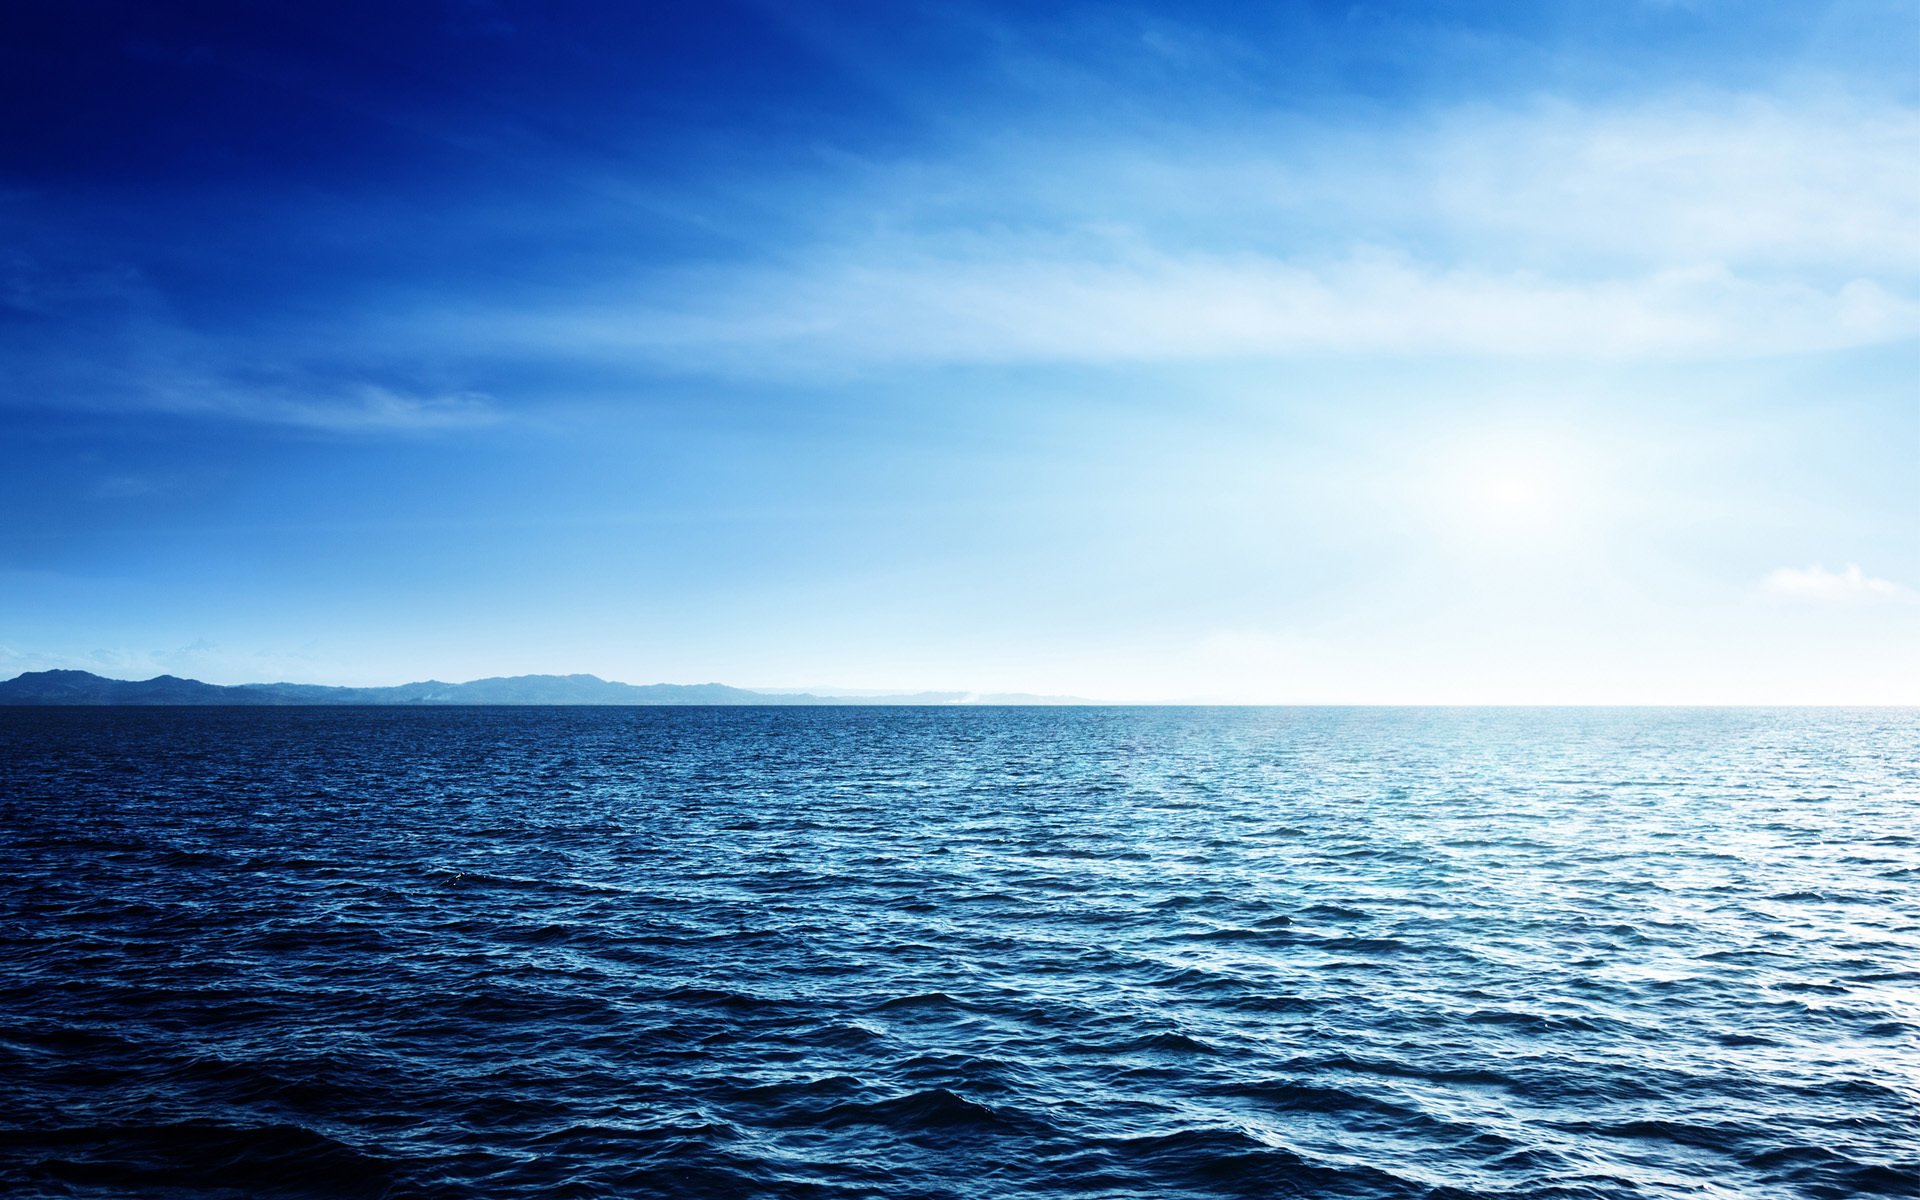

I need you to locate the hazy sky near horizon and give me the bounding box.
[3,0,1917,702]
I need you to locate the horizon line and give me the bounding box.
[2,669,1914,709]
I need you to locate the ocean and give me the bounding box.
[1,706,1915,1198]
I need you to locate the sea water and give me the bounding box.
[1,706,1915,1198]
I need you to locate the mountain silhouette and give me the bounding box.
[0,670,1085,706]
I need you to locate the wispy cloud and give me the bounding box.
[164,382,504,433]
[1415,96,1920,274]
[414,92,1920,376]
[470,250,1913,374]
[7,318,503,432]
[1763,563,1913,602]
[101,369,502,434]
[9,89,1916,404]
[1,221,502,434]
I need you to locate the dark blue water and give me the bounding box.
[2,707,1916,1199]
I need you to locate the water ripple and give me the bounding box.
[1,706,1916,1198]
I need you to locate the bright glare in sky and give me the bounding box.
[1465,462,1555,529]
[1424,432,1591,547]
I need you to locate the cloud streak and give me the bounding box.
[414,92,1920,376]
[8,88,1916,412]
[467,250,1914,374]
[165,383,503,434]
[1763,564,1913,602]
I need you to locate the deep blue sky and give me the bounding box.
[4,1,1917,700]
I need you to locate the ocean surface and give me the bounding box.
[1,707,1916,1200]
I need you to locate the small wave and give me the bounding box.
[0,1122,396,1199]
[657,985,785,1011]
[870,990,977,1012]
[1089,1127,1435,1198]
[1589,1117,1751,1151]
[1299,903,1370,920]
[1288,1052,1519,1090]
[1218,1077,1426,1122]
[811,1088,1030,1135]
[1740,1143,1920,1198]
[1461,1008,1609,1034]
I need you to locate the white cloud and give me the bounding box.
[66,361,503,433]
[1762,563,1913,602]
[417,92,1920,375]
[15,91,1919,398]
[454,248,1916,375]
[1418,96,1920,274]
[214,384,502,433]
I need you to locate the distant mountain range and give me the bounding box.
[0,670,1088,706]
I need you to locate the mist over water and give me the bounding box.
[2,707,1916,1199]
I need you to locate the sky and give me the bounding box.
[2,0,1916,703]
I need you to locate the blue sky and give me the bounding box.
[3,0,1916,701]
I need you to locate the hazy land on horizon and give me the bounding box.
[0,668,1091,707]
